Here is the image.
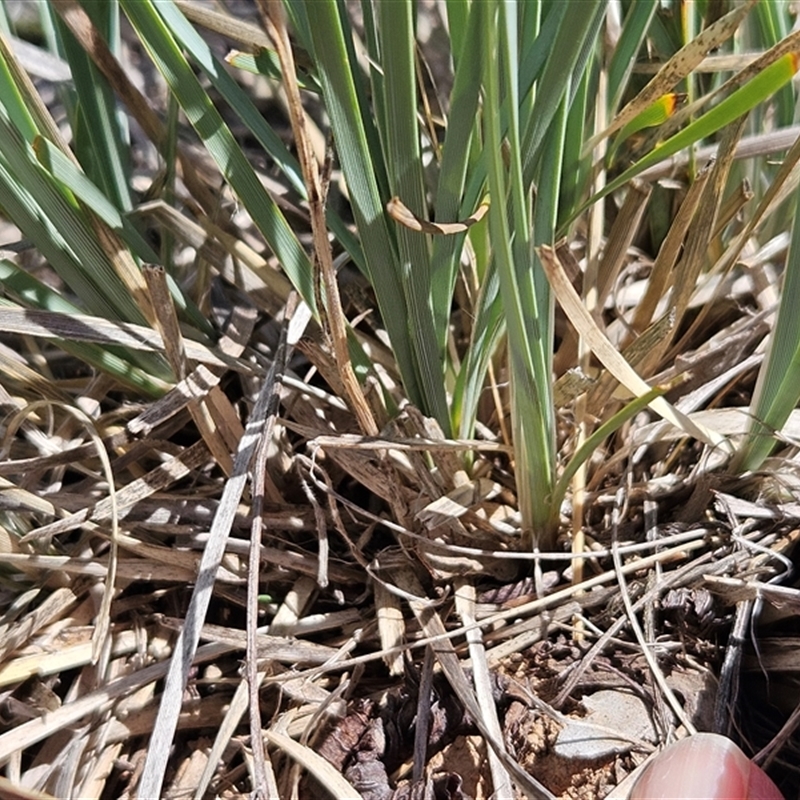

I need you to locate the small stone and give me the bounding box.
[554,690,658,760]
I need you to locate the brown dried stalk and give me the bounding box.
[259,0,378,438]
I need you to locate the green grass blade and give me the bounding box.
[53,1,132,213]
[459,3,583,212]
[0,114,147,325]
[33,136,212,336]
[752,1,794,128]
[452,263,504,439]
[303,0,422,408]
[444,0,469,61]
[606,1,658,113]
[0,264,170,396]
[430,2,483,342]
[120,0,316,313]
[734,188,800,471]
[640,50,798,169]
[609,93,680,165]
[559,64,590,220]
[378,0,448,429]
[518,2,561,106]
[551,386,666,516]
[34,136,157,262]
[0,31,38,141]
[484,0,556,543]
[520,0,604,181]
[152,0,305,197]
[225,48,320,94]
[567,49,800,231]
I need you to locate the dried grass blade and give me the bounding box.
[142,264,187,380]
[475,537,708,636]
[195,387,244,475]
[247,299,308,792]
[193,676,260,800]
[629,159,713,339]
[133,200,297,318]
[3,400,119,669]
[137,296,309,797]
[173,0,272,49]
[667,120,747,353]
[0,776,57,800]
[263,729,363,800]
[0,334,75,402]
[596,180,651,308]
[373,579,405,677]
[713,179,754,241]
[7,33,68,84]
[454,579,513,799]
[194,574,321,800]
[716,129,800,278]
[128,303,256,438]
[21,440,211,542]
[610,535,695,733]
[0,307,242,369]
[48,0,153,138]
[539,244,730,452]
[307,432,512,454]
[266,576,318,636]
[0,28,72,155]
[137,379,279,797]
[647,127,800,184]
[0,641,232,765]
[569,34,799,233]
[51,0,218,211]
[412,645,435,784]
[261,1,377,437]
[588,1,757,147]
[267,539,708,690]
[704,575,800,612]
[678,28,800,133]
[391,565,556,800]
[483,600,582,668]
[86,214,158,328]
[126,364,223,437]
[0,630,138,688]
[0,587,80,663]
[585,311,676,417]
[0,553,232,583]
[387,194,489,235]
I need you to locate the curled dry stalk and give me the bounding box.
[259,0,378,438]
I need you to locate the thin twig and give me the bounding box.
[412,646,435,785]
[713,599,751,736]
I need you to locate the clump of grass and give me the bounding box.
[0,1,799,797]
